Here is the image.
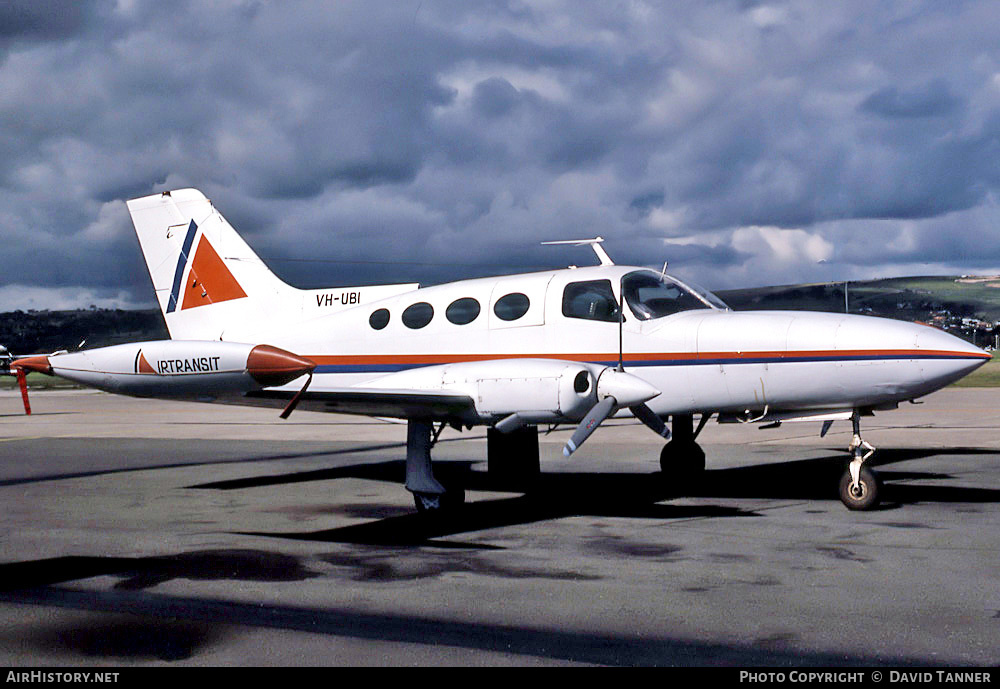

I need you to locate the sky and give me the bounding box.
[2,0,1000,311]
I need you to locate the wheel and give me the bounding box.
[413,488,466,514]
[838,466,882,511]
[487,427,540,492]
[659,440,706,478]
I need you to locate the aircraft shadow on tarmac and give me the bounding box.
[2,449,997,665]
[189,447,1000,547]
[0,582,947,666]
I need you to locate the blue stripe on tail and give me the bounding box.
[166,220,198,313]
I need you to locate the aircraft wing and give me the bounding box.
[246,357,664,458]
[14,345,662,455]
[246,386,479,423]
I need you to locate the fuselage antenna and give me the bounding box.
[541,237,614,267]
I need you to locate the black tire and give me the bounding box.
[838,466,882,511]
[413,488,466,514]
[487,427,540,492]
[659,440,706,477]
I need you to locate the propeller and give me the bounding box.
[630,402,671,439]
[564,396,615,456]
[15,367,30,415]
[616,274,671,442]
[563,368,660,456]
[562,277,671,455]
[9,355,52,416]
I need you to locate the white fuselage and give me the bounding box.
[218,264,988,421]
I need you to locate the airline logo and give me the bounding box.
[166,220,247,313]
[134,349,223,375]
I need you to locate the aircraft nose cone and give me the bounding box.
[915,324,991,387]
[247,345,316,386]
[916,324,990,357]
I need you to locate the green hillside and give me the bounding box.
[718,275,1000,322]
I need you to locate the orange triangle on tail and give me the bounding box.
[181,235,248,310]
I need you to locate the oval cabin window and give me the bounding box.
[369,308,390,330]
[401,302,434,329]
[446,298,481,325]
[494,293,530,321]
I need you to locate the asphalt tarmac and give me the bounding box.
[0,389,998,666]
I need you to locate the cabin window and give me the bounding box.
[401,302,434,329]
[369,308,390,330]
[494,293,530,321]
[622,271,715,320]
[446,297,481,325]
[562,280,621,322]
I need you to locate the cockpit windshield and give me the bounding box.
[622,271,729,320]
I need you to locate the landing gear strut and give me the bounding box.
[487,426,540,492]
[406,420,465,513]
[659,413,706,481]
[838,411,881,510]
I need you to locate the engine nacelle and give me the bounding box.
[365,358,603,423]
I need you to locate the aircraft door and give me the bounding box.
[488,274,554,330]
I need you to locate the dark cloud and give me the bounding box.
[860,80,962,119]
[2,0,1000,308]
[0,0,107,42]
[472,77,521,118]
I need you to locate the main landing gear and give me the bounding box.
[487,427,540,492]
[406,420,465,514]
[838,411,882,511]
[659,413,707,483]
[408,422,543,514]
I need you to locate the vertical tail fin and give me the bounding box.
[127,189,297,340]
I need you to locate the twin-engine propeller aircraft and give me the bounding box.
[12,189,991,511]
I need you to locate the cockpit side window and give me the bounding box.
[562,280,621,323]
[623,271,720,320]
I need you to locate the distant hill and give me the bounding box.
[0,308,167,355]
[2,275,999,355]
[718,275,1000,319]
[718,275,1000,347]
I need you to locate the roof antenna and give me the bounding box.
[618,275,625,371]
[541,237,614,266]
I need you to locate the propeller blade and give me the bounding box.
[630,403,670,439]
[279,372,313,419]
[16,368,30,415]
[563,396,616,457]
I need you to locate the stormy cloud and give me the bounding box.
[2,0,1000,310]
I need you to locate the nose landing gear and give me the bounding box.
[659,413,708,485]
[839,411,881,510]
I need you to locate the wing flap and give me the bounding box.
[718,409,854,424]
[245,387,478,422]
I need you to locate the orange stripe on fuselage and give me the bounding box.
[305,349,989,366]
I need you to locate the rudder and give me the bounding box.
[127,189,296,340]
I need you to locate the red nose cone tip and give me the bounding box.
[247,345,316,386]
[11,355,52,375]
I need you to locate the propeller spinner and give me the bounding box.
[563,368,661,456]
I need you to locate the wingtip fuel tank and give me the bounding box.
[33,340,314,398]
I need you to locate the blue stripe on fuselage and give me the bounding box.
[311,351,981,375]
